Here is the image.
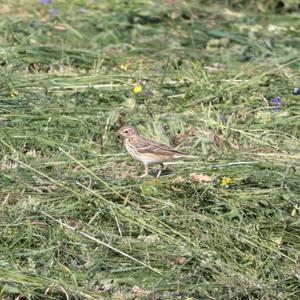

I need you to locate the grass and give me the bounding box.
[0,0,300,299]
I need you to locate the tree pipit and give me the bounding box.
[118,125,195,178]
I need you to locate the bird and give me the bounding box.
[117,125,195,178]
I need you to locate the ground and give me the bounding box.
[0,1,300,299]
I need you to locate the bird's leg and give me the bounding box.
[156,163,165,178]
[137,164,149,178]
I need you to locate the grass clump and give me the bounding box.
[0,1,300,299]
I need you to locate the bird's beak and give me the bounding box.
[116,129,122,137]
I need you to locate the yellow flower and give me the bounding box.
[11,90,19,97]
[185,298,193,300]
[220,176,232,186]
[120,62,130,70]
[133,83,142,94]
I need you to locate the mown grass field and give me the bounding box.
[0,0,300,299]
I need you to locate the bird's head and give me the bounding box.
[117,125,138,138]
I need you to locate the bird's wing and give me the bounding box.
[133,136,186,156]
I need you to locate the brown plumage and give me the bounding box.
[118,125,195,178]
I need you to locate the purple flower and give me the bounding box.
[143,88,151,97]
[220,114,228,124]
[292,88,300,95]
[39,0,52,4]
[271,96,281,112]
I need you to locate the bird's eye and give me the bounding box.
[124,130,128,133]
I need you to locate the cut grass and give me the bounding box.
[0,1,300,299]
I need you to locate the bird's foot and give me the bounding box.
[156,170,162,178]
[156,165,172,178]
